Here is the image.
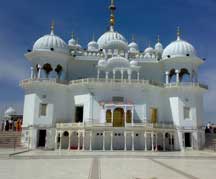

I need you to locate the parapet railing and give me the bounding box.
[56,122,175,129]
[20,78,208,90]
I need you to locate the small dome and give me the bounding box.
[155,42,163,53]
[144,46,154,54]
[88,40,99,51]
[33,30,69,54]
[107,56,130,68]
[130,60,138,66]
[97,30,128,51]
[162,38,196,59]
[5,107,16,116]
[98,59,107,67]
[128,42,139,53]
[68,38,76,47]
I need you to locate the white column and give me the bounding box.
[151,132,154,151]
[37,64,42,79]
[59,132,62,151]
[163,133,166,151]
[103,131,105,151]
[144,132,147,151]
[55,131,58,150]
[97,69,100,80]
[111,109,114,126]
[137,72,140,80]
[82,131,85,151]
[124,132,127,151]
[128,71,131,81]
[165,71,169,84]
[121,70,124,81]
[113,70,116,80]
[132,132,135,151]
[124,108,127,126]
[155,133,158,151]
[78,132,80,151]
[105,71,109,80]
[110,132,113,151]
[68,131,71,151]
[175,70,180,83]
[131,108,134,126]
[89,131,92,151]
[30,67,34,79]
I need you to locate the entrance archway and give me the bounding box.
[113,108,124,127]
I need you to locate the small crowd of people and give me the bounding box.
[205,122,216,134]
[1,119,22,132]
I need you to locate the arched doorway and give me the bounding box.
[126,110,132,123]
[106,110,112,123]
[113,108,124,127]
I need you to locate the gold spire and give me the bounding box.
[92,33,95,41]
[51,20,55,34]
[177,26,181,40]
[157,35,160,43]
[71,32,75,39]
[109,0,116,31]
[132,34,135,42]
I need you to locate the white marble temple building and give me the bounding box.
[20,0,207,151]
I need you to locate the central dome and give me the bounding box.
[97,30,128,51]
[107,56,130,68]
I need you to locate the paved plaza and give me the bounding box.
[0,150,216,179]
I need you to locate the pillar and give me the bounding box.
[165,71,169,84]
[105,71,109,80]
[144,132,147,151]
[175,70,180,83]
[132,132,135,151]
[151,132,154,151]
[124,108,127,126]
[82,131,85,151]
[155,133,158,151]
[59,132,62,151]
[89,131,92,151]
[124,132,127,151]
[131,108,134,126]
[103,131,105,151]
[37,64,42,79]
[110,132,113,151]
[113,70,116,80]
[137,72,140,80]
[128,71,131,81]
[121,70,124,81]
[111,109,114,126]
[77,132,80,151]
[55,131,58,150]
[30,67,34,79]
[68,131,71,151]
[163,133,166,152]
[97,69,100,80]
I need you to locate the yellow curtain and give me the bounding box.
[150,108,158,124]
[126,110,132,123]
[106,110,112,123]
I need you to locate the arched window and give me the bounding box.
[43,63,53,78]
[106,110,112,123]
[169,69,176,83]
[179,68,190,82]
[55,65,63,79]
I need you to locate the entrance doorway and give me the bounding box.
[113,108,124,127]
[75,106,84,122]
[38,130,46,147]
[184,132,191,147]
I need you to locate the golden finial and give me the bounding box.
[177,26,181,40]
[92,33,95,41]
[51,20,55,34]
[71,32,75,39]
[132,34,135,42]
[109,0,116,30]
[157,35,160,43]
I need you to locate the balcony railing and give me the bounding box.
[20,78,208,90]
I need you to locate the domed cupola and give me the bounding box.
[155,35,163,54]
[68,32,77,49]
[5,107,16,116]
[33,22,69,54]
[107,56,130,68]
[97,0,128,51]
[128,36,139,53]
[88,35,99,52]
[162,28,196,60]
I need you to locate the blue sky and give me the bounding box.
[0,0,215,123]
